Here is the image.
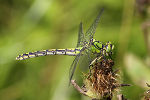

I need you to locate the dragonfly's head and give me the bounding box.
[105,41,114,56]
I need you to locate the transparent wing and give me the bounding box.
[69,53,81,84]
[85,8,104,41]
[84,48,98,65]
[68,48,97,85]
[76,22,85,47]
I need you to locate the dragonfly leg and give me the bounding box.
[88,56,99,75]
[109,53,112,59]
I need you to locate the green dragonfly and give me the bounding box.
[16,8,114,83]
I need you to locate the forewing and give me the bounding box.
[85,8,104,41]
[76,22,85,47]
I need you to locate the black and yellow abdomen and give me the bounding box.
[16,47,83,60]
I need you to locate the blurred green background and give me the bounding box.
[0,0,150,100]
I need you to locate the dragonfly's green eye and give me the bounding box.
[106,41,114,53]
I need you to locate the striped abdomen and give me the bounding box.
[16,48,82,60]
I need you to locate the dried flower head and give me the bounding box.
[82,57,129,99]
[71,56,130,99]
[143,83,150,100]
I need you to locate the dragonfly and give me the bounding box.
[16,8,114,83]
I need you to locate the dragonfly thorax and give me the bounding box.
[90,40,114,56]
